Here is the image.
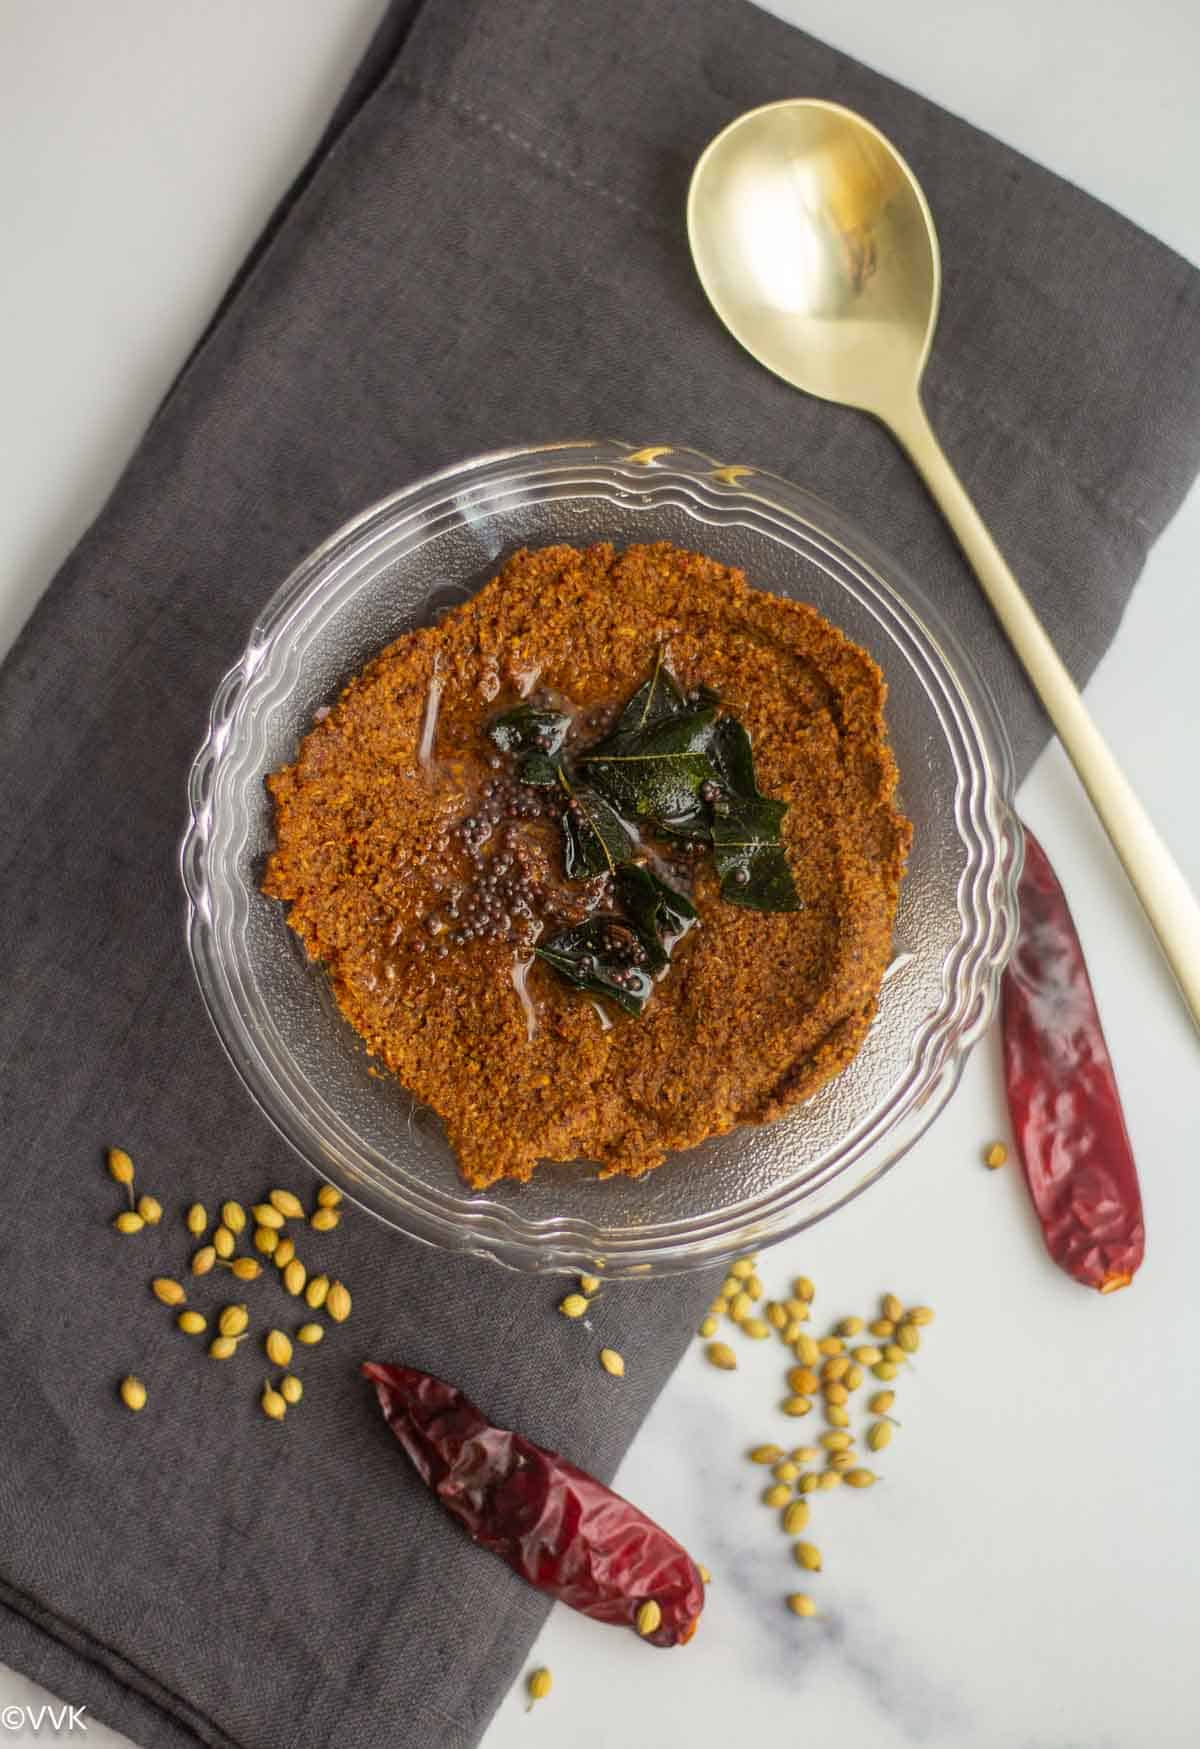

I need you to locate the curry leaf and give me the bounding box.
[711,795,798,912]
[534,918,655,1017]
[614,864,697,969]
[519,751,561,786]
[606,651,690,739]
[487,704,571,758]
[582,706,717,823]
[561,784,635,880]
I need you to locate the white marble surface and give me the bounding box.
[2,2,1198,1746]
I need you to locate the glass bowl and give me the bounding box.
[181,439,1020,1277]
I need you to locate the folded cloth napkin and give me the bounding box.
[2,2,1198,1745]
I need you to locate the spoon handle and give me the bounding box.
[890,394,1200,1034]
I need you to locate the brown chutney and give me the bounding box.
[262,542,912,1188]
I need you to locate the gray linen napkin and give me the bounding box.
[2,2,1198,1745]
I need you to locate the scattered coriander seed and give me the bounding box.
[710,1295,729,1316]
[825,1405,850,1429]
[269,1189,306,1219]
[151,1277,185,1306]
[579,1275,600,1295]
[793,1541,822,1572]
[137,1195,163,1225]
[823,1382,848,1406]
[881,1293,903,1323]
[817,1471,841,1491]
[261,1384,287,1421]
[782,1501,809,1535]
[836,1316,864,1337]
[844,1469,877,1489]
[742,1317,771,1340]
[698,1565,711,1584]
[730,1258,755,1280]
[883,1344,907,1364]
[721,1275,741,1299]
[868,1391,895,1415]
[221,1201,246,1234]
[310,1207,340,1232]
[750,1444,784,1464]
[209,1336,240,1360]
[185,1203,207,1236]
[762,1483,791,1509]
[119,1375,146,1412]
[787,1593,817,1618]
[317,1184,342,1209]
[219,1304,249,1338]
[296,1322,324,1346]
[907,1305,935,1326]
[772,1460,800,1483]
[599,1348,625,1377]
[896,1323,921,1353]
[191,1245,216,1275]
[706,1341,737,1371]
[792,1277,815,1302]
[229,1257,262,1281]
[177,1310,206,1335]
[559,1293,589,1319]
[872,1361,899,1381]
[784,1298,809,1321]
[305,1273,330,1310]
[822,1356,849,1382]
[845,1365,865,1391]
[283,1258,307,1297]
[794,1335,819,1367]
[279,1374,303,1405]
[852,1345,883,1367]
[254,1225,278,1255]
[273,1237,296,1269]
[266,1329,293,1367]
[867,1421,893,1452]
[792,1446,819,1463]
[213,1226,235,1260]
[820,1432,852,1451]
[635,1600,662,1637]
[252,1203,284,1229]
[114,1212,145,1235]
[788,1367,818,1395]
[828,1450,854,1472]
[746,1274,764,1300]
[326,1280,351,1323]
[107,1147,135,1187]
[798,1472,819,1494]
[782,1320,805,1344]
[698,1315,719,1338]
[730,1290,753,1322]
[817,1337,842,1357]
[869,1318,895,1339]
[766,1302,789,1331]
[526,1668,552,1708]
[781,1395,812,1417]
[984,1142,1008,1169]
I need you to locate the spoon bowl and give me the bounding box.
[688,100,939,416]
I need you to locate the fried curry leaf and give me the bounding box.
[561,784,635,880]
[581,706,717,824]
[703,719,799,911]
[487,704,571,758]
[518,751,562,786]
[534,918,655,1017]
[614,864,698,970]
[606,651,690,740]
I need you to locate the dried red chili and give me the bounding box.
[362,1362,705,1644]
[1001,825,1144,1292]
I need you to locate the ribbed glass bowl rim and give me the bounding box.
[181,438,1022,1276]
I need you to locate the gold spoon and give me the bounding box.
[688,98,1200,1032]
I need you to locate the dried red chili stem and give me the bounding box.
[1001,824,1144,1292]
[362,1362,704,1646]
